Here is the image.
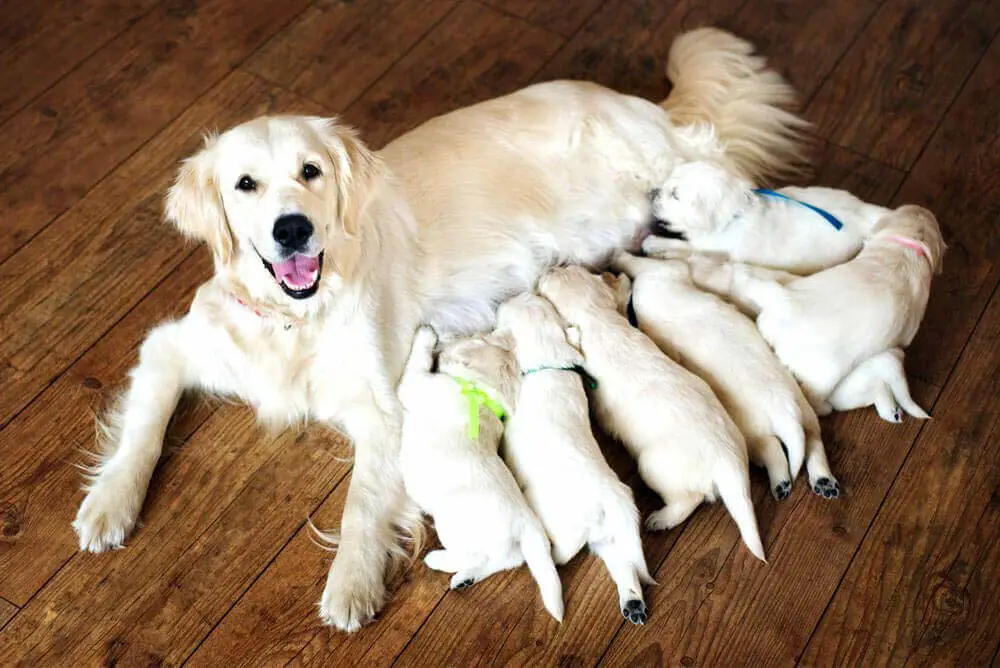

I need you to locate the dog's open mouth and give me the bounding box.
[260,251,324,299]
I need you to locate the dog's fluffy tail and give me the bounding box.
[884,357,931,420]
[520,519,565,622]
[714,456,767,562]
[661,27,811,183]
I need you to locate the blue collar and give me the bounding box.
[752,188,844,231]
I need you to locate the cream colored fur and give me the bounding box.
[828,348,930,422]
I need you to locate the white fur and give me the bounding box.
[731,205,945,415]
[644,160,891,274]
[537,267,766,561]
[495,294,653,624]
[612,253,839,498]
[72,27,808,631]
[828,348,930,422]
[398,326,564,621]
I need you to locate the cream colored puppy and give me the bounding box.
[496,294,653,625]
[734,205,945,415]
[828,348,930,422]
[644,160,890,274]
[537,266,766,560]
[611,253,840,499]
[398,326,564,621]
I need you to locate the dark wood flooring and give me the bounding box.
[1,1,999,665]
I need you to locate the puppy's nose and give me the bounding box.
[272,214,314,251]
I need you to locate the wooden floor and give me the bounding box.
[2,0,1000,665]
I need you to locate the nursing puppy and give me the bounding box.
[537,266,766,560]
[398,326,564,621]
[734,205,945,414]
[828,348,930,422]
[611,254,839,499]
[496,294,652,624]
[644,160,890,274]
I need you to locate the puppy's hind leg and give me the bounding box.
[424,548,475,574]
[804,424,840,500]
[450,549,524,590]
[645,491,704,531]
[873,382,903,423]
[591,539,651,625]
[747,435,792,500]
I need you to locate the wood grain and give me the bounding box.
[243,0,458,113]
[0,0,159,124]
[480,0,604,38]
[801,284,1000,666]
[0,0,309,263]
[807,0,1000,170]
[339,1,565,148]
[0,598,16,630]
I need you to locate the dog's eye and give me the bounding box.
[236,175,257,192]
[302,163,322,181]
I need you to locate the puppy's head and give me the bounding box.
[872,205,947,275]
[537,266,618,320]
[651,161,754,239]
[495,293,584,370]
[439,332,519,413]
[165,115,380,304]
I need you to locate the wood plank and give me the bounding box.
[0,252,213,606]
[0,71,322,430]
[532,0,745,102]
[0,414,349,665]
[479,0,604,38]
[338,1,565,149]
[0,0,160,124]
[800,283,1000,665]
[0,0,309,262]
[891,35,1000,387]
[729,0,880,102]
[243,0,458,113]
[806,0,1000,170]
[0,598,16,630]
[600,380,939,666]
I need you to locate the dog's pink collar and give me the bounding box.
[887,236,927,259]
[230,293,294,330]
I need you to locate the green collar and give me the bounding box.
[450,376,506,440]
[522,365,598,390]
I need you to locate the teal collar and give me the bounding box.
[449,376,506,440]
[522,365,598,390]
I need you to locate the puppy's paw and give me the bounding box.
[319,556,386,633]
[73,478,142,552]
[644,508,676,532]
[622,599,648,625]
[812,477,841,500]
[450,573,476,590]
[773,480,792,501]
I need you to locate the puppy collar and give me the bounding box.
[886,235,928,260]
[449,376,506,440]
[230,293,295,330]
[522,365,598,389]
[753,188,844,231]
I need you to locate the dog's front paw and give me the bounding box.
[319,556,386,633]
[622,599,648,625]
[773,480,792,501]
[812,477,841,500]
[450,573,476,590]
[73,478,142,552]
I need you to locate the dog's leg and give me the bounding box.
[645,491,704,531]
[451,548,525,589]
[73,321,192,552]
[804,426,840,499]
[591,539,648,625]
[641,236,692,258]
[873,383,903,423]
[747,435,792,500]
[424,549,474,574]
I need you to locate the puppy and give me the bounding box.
[537,266,766,560]
[496,294,653,625]
[828,348,930,422]
[644,160,891,274]
[611,253,839,499]
[398,326,564,621]
[732,205,945,415]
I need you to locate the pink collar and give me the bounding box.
[230,293,294,330]
[887,235,927,259]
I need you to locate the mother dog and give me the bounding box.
[73,28,809,631]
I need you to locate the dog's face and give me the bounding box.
[495,293,583,369]
[651,161,754,238]
[165,115,379,302]
[537,266,618,318]
[873,205,947,274]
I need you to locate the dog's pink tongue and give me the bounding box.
[273,254,319,287]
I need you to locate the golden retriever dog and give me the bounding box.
[73,28,809,631]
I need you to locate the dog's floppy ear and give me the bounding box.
[309,118,382,239]
[165,134,235,264]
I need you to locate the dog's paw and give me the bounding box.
[450,573,476,590]
[812,477,841,500]
[73,480,141,552]
[773,480,792,501]
[622,599,648,625]
[319,557,386,633]
[644,508,675,532]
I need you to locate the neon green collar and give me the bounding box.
[450,376,506,440]
[522,365,598,390]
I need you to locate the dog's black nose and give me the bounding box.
[272,214,314,251]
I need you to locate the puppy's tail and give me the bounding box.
[884,354,931,419]
[520,519,565,622]
[661,27,811,183]
[714,455,767,562]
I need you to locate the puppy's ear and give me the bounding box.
[165,134,235,263]
[309,118,382,239]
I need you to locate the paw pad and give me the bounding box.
[454,578,474,590]
[813,477,841,499]
[622,599,648,625]
[773,481,792,500]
